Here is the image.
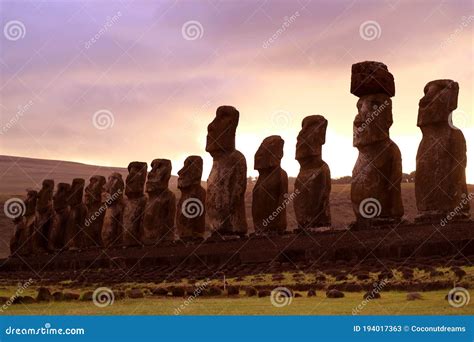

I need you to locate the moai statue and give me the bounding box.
[84,175,106,248]
[206,106,248,238]
[350,61,404,229]
[143,159,176,244]
[33,179,54,253]
[9,190,37,256]
[176,156,206,241]
[65,178,87,250]
[415,80,470,223]
[122,162,147,247]
[48,183,71,251]
[252,136,288,235]
[293,116,331,231]
[101,173,124,248]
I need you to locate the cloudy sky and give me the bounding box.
[1,0,473,182]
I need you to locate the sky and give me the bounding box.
[0,0,473,182]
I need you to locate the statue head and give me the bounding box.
[353,93,392,148]
[85,175,106,206]
[296,115,327,161]
[254,135,284,170]
[205,106,239,157]
[25,190,38,216]
[53,183,71,211]
[417,79,459,127]
[178,156,203,189]
[146,159,171,194]
[68,178,85,207]
[36,179,54,213]
[125,162,147,198]
[104,172,124,202]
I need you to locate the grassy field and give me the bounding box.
[1,291,472,315]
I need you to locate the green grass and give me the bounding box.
[0,291,472,315]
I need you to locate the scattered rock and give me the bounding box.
[406,292,423,301]
[226,286,239,296]
[363,292,381,300]
[246,287,257,297]
[62,292,80,301]
[36,287,52,302]
[326,289,344,298]
[258,290,271,297]
[307,289,316,297]
[126,288,144,299]
[79,291,93,301]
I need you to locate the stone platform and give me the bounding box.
[1,222,473,277]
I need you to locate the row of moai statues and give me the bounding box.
[10,60,471,256]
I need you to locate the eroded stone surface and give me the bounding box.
[33,179,54,253]
[143,159,176,244]
[415,79,470,222]
[84,175,106,247]
[350,68,403,228]
[351,61,395,97]
[65,178,87,250]
[10,190,37,256]
[101,173,124,247]
[123,162,147,246]
[48,183,71,251]
[206,106,248,237]
[252,136,288,234]
[294,115,331,230]
[177,156,206,240]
